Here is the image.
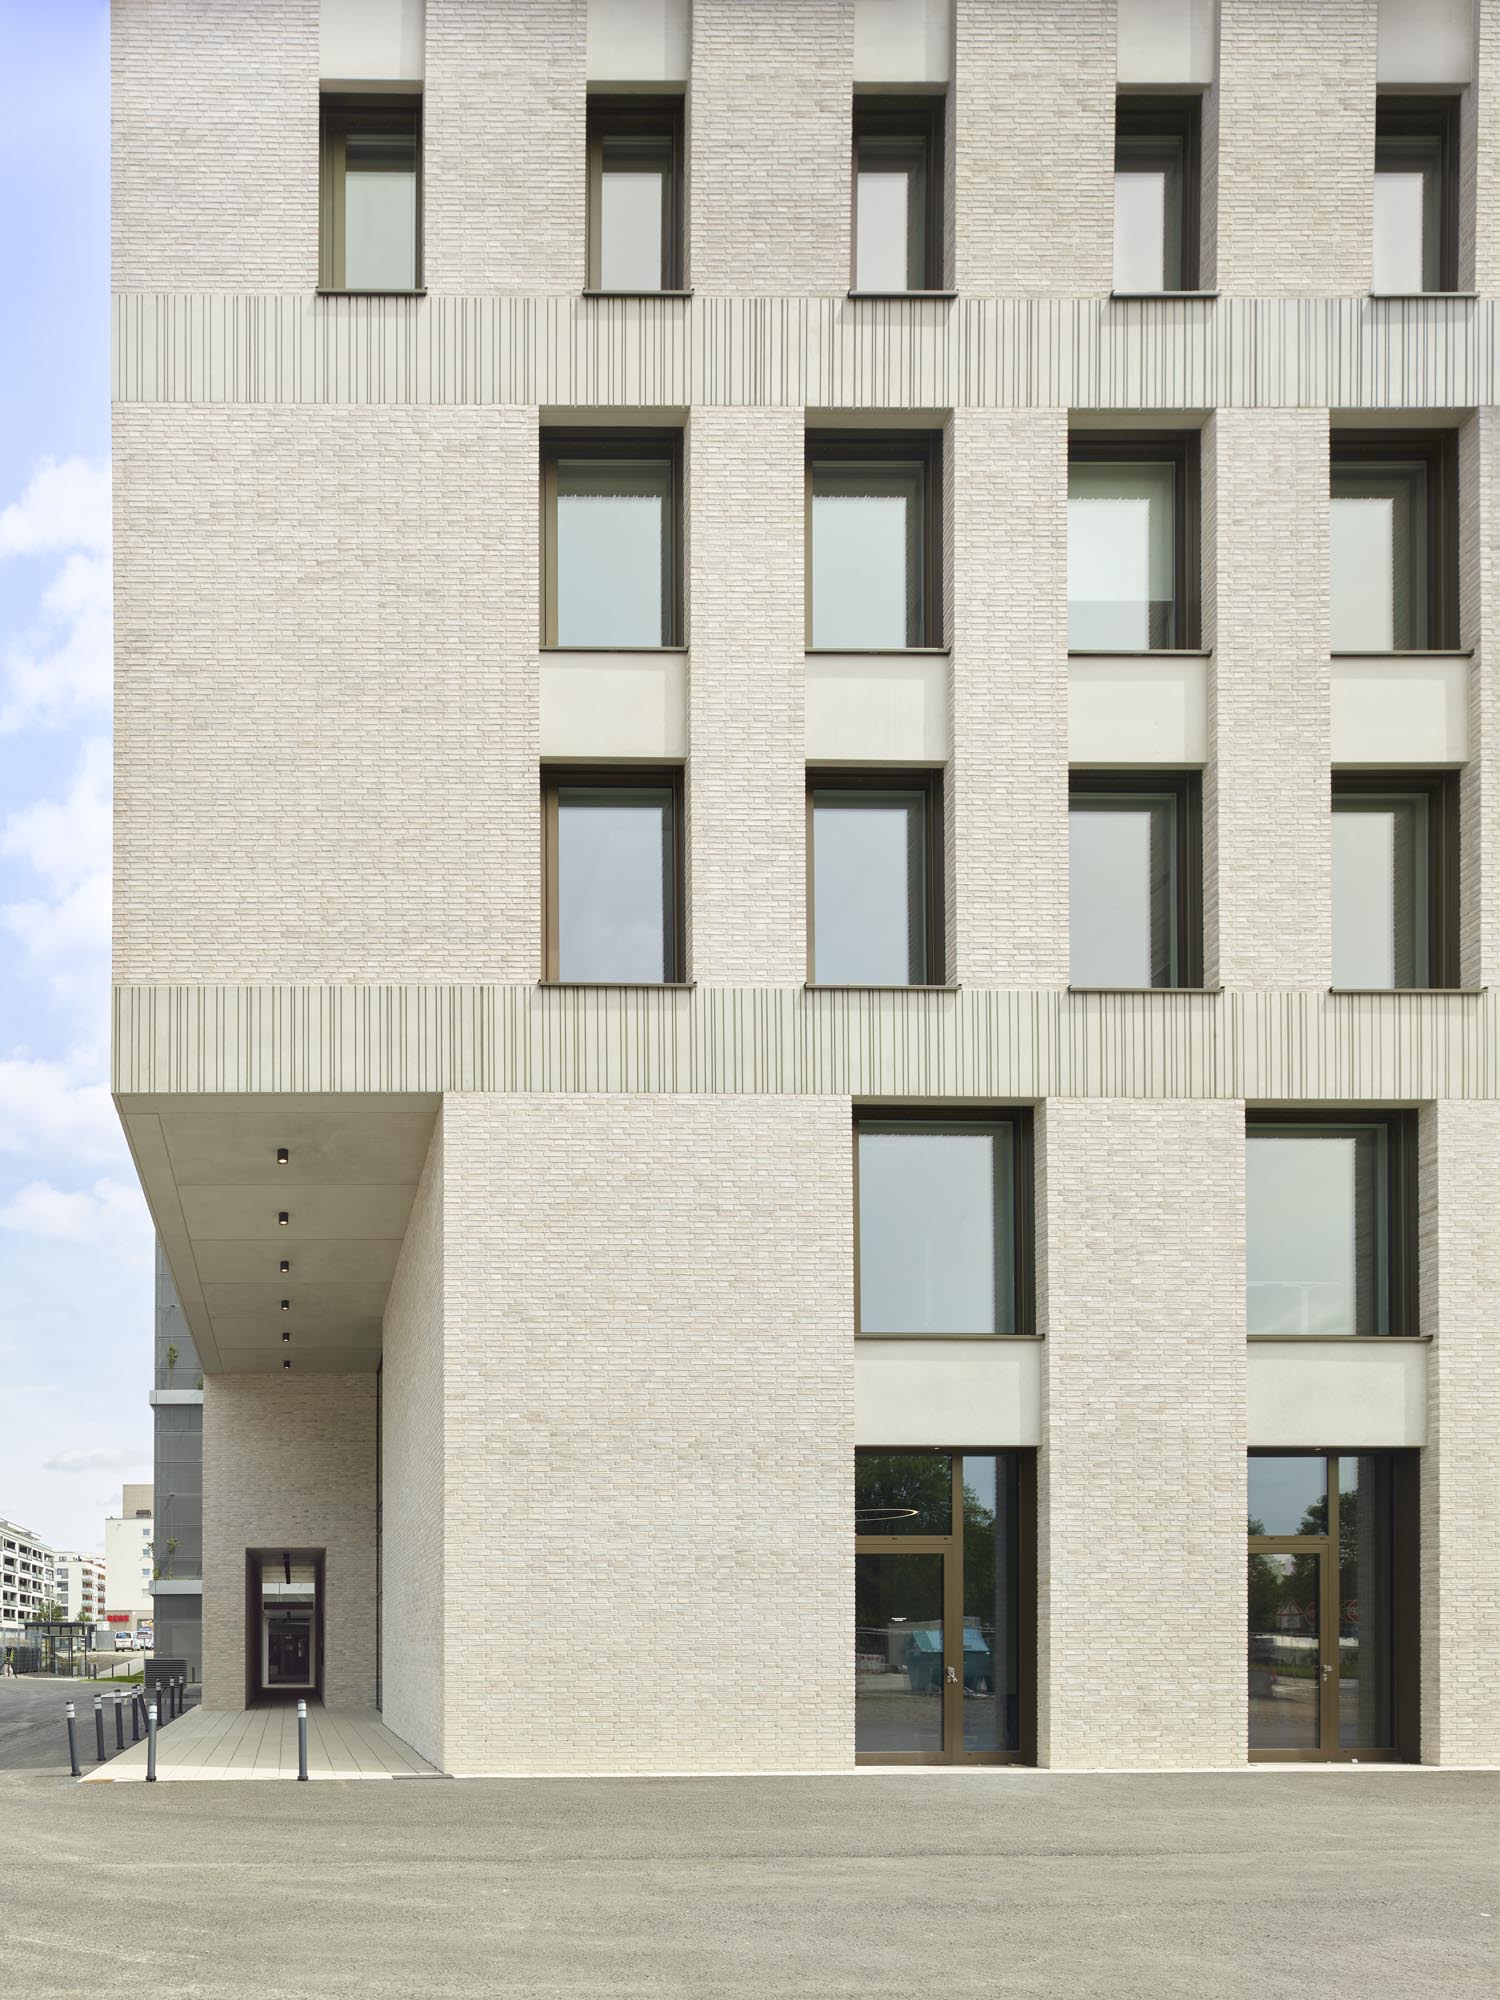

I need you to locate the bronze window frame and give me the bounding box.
[1374,94,1460,294]
[1247,1449,1419,1763]
[1244,1108,1420,1338]
[1113,92,1202,293]
[540,427,685,650]
[1068,768,1204,989]
[1331,770,1461,990]
[853,1108,1036,1340]
[805,429,944,651]
[854,1448,1037,1766]
[1067,428,1201,652]
[585,94,685,293]
[319,95,423,294]
[1329,428,1460,652]
[850,93,947,294]
[540,765,686,986]
[805,767,946,987]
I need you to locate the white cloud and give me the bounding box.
[44,1446,147,1474]
[0,1051,122,1166]
[0,1176,150,1252]
[2,736,112,1006]
[0,459,112,734]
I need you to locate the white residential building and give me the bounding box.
[104,1484,154,1635]
[0,1521,60,1628]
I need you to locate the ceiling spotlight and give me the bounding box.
[282,1329,290,1343]
[283,1358,291,1371]
[281,1300,290,1312]
[276,1147,289,1166]
[279,1259,290,1275]
[278,1212,289,1228]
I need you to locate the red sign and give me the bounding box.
[105,1612,129,1623]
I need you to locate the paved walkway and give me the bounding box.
[82,1703,440,1781]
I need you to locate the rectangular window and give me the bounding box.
[1373,96,1458,294]
[586,97,684,292]
[1068,432,1199,651]
[1069,771,1201,989]
[320,98,421,293]
[1113,95,1201,293]
[1332,772,1458,990]
[856,1115,1032,1337]
[852,96,945,293]
[542,769,683,984]
[808,773,942,987]
[1245,1112,1417,1337]
[807,433,941,650]
[541,430,682,648]
[1329,431,1458,652]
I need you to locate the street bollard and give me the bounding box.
[175,1673,183,1719]
[65,1701,81,1778]
[146,1702,158,1782]
[297,1697,309,1781]
[93,1693,106,1763]
[114,1692,125,1752]
[131,1693,142,1744]
[179,1673,186,1718]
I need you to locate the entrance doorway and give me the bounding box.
[1247,1452,1417,1761]
[246,1550,324,1705]
[854,1451,1034,1764]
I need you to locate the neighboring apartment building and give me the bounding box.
[111,0,1498,1775]
[103,1484,154,1635]
[150,1241,204,1673]
[54,1552,108,1627]
[0,1521,60,1629]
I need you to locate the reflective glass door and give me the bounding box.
[1248,1550,1323,1752]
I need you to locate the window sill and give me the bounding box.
[1329,986,1485,996]
[806,983,958,994]
[1068,649,1213,659]
[582,289,693,299]
[805,646,951,658]
[1329,649,1473,659]
[1246,1334,1432,1343]
[855,1332,1041,1342]
[316,287,428,298]
[1109,289,1220,300]
[541,645,689,655]
[1067,985,1222,995]
[1368,291,1477,301]
[847,289,958,301]
[538,981,695,991]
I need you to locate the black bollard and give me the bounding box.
[297,1697,309,1781]
[65,1701,81,1777]
[114,1692,125,1753]
[93,1694,106,1763]
[131,1693,142,1743]
[146,1702,158,1782]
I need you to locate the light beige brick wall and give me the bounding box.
[379,1117,445,1768]
[1459,409,1498,989]
[1418,1098,1500,1767]
[424,0,587,293]
[1036,1097,1246,1769]
[201,1373,377,1710]
[951,0,1115,296]
[112,0,319,293]
[688,0,852,293]
[438,1091,854,1773]
[1204,409,1332,989]
[686,409,806,983]
[947,408,1069,987]
[112,404,540,984]
[1474,2,1500,297]
[1216,0,1378,295]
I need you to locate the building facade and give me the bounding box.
[103,1484,154,1636]
[150,1241,204,1672]
[54,1552,108,1627]
[112,0,1498,1773]
[0,1522,61,1630]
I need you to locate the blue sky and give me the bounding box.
[1,0,154,1556]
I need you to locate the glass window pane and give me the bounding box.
[855,1453,953,1535]
[1248,1455,1328,1537]
[1069,792,1177,987]
[555,458,670,647]
[344,131,416,291]
[856,136,925,291]
[855,1553,945,1753]
[1330,461,1429,651]
[812,791,926,985]
[961,1453,1019,1753]
[600,164,666,290]
[1373,171,1427,293]
[1248,1550,1321,1750]
[810,460,925,650]
[858,1125,1013,1334]
[1246,1127,1388,1336]
[1332,795,1427,989]
[556,787,673,982]
[1068,459,1177,650]
[1114,170,1166,291]
[1337,1455,1397,1748]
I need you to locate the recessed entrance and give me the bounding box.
[246,1549,325,1705]
[854,1451,1035,1765]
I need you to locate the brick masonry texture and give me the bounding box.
[951,0,1114,296]
[379,1119,445,1769]
[112,0,318,293]
[201,1372,376,1710]
[688,1,852,294]
[1459,410,1499,990]
[1036,1098,1246,1770]
[1419,1099,1500,1768]
[112,403,540,984]
[436,1092,854,1774]
[1216,0,1378,296]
